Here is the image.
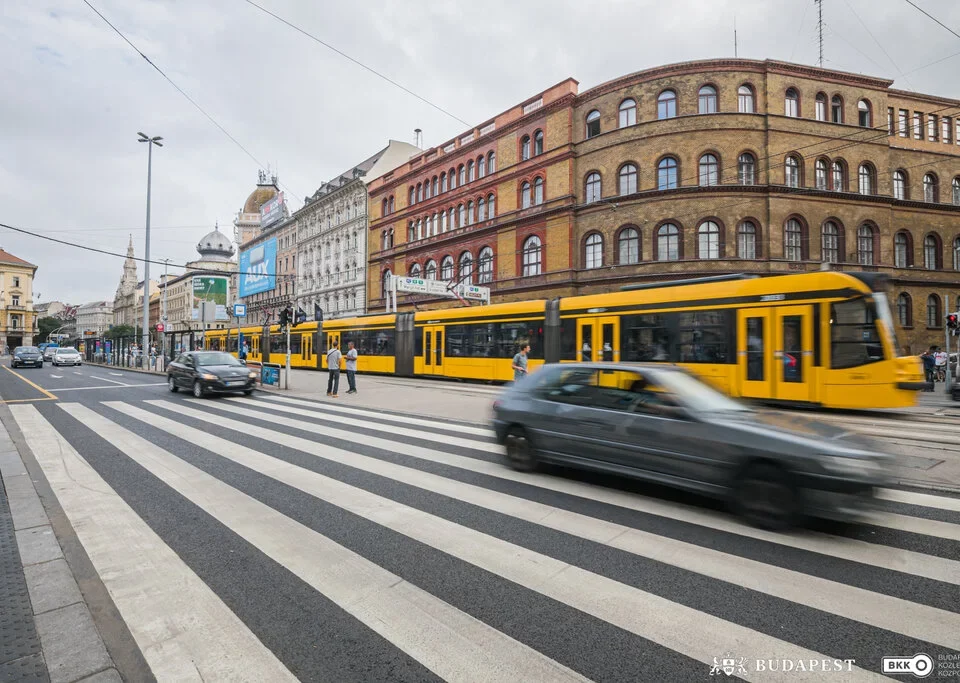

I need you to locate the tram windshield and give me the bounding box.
[870,292,901,355]
[830,297,886,369]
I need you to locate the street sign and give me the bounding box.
[394,276,451,296]
[233,303,247,318]
[459,284,490,301]
[156,323,165,332]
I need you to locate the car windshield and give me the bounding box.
[56,348,77,354]
[17,347,39,354]
[656,370,751,413]
[193,352,240,367]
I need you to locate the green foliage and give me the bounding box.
[37,317,62,341]
[105,324,138,340]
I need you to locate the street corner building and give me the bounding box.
[0,248,39,349]
[364,58,960,355]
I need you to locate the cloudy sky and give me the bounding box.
[1,0,958,305]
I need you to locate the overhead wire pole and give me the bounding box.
[138,132,162,364]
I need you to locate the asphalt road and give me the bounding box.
[2,363,959,682]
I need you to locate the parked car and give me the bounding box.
[491,363,892,530]
[11,346,43,368]
[42,345,59,363]
[166,351,257,398]
[52,347,82,366]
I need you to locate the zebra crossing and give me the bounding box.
[10,394,960,682]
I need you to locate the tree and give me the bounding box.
[105,324,137,340]
[38,317,61,342]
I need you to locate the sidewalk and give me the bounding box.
[0,407,123,683]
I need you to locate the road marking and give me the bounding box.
[73,371,82,375]
[77,403,588,683]
[116,401,960,651]
[1,365,57,400]
[1,398,57,404]
[50,374,63,379]
[110,372,125,377]
[55,383,167,392]
[878,488,960,513]
[88,375,129,386]
[163,399,960,586]
[10,405,296,683]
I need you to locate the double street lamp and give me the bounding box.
[138,132,162,358]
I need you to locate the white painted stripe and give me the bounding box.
[110,372,125,376]
[9,405,295,683]
[863,511,960,541]
[50,374,63,378]
[878,488,960,513]
[257,394,493,437]
[73,371,82,375]
[55,383,168,392]
[223,398,497,452]
[67,403,588,683]
[88,375,128,386]
[117,402,960,651]
[160,399,960,586]
[126,407,888,682]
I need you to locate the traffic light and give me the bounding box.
[278,307,290,326]
[314,303,324,323]
[294,306,306,326]
[947,312,959,335]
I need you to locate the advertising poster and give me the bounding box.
[192,276,230,321]
[238,237,277,298]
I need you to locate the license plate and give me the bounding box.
[227,381,244,386]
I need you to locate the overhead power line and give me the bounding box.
[902,0,960,41]
[243,0,471,128]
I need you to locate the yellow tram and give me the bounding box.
[203,271,926,409]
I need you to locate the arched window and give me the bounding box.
[534,130,544,156]
[381,269,392,298]
[408,187,415,205]
[585,233,603,269]
[927,295,941,327]
[738,153,756,185]
[467,160,475,182]
[618,227,640,265]
[478,247,494,284]
[441,209,448,232]
[488,151,496,173]
[924,173,939,202]
[831,95,843,123]
[858,100,872,127]
[699,153,719,186]
[440,256,454,280]
[458,203,466,227]
[533,177,544,205]
[737,221,757,259]
[458,251,473,284]
[784,218,804,261]
[815,158,828,190]
[953,237,960,270]
[432,176,439,196]
[698,221,721,259]
[521,135,531,160]
[897,293,912,327]
[738,84,755,113]
[586,110,601,138]
[821,221,841,263]
[785,156,801,188]
[458,164,466,186]
[381,198,388,216]
[466,201,474,225]
[815,93,827,121]
[522,236,542,276]
[858,163,875,195]
[952,176,960,205]
[409,262,422,278]
[425,260,437,280]
[416,183,423,202]
[857,224,876,265]
[521,181,532,209]
[441,172,448,193]
[924,233,941,270]
[478,156,486,178]
[619,163,638,195]
[619,98,637,127]
[894,232,912,268]
[832,160,845,191]
[585,172,602,203]
[425,214,432,236]
[785,88,800,117]
[478,197,486,221]
[657,223,680,261]
[658,90,677,119]
[698,85,718,114]
[657,157,678,190]
[893,170,906,200]
[449,167,457,190]
[447,208,454,231]
[487,193,496,218]
[406,220,415,241]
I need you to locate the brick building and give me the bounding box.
[367,59,960,354]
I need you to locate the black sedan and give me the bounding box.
[492,363,893,531]
[11,346,43,368]
[167,351,257,398]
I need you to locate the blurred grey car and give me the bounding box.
[52,347,82,366]
[491,363,892,530]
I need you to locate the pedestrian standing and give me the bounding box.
[345,341,359,394]
[512,343,530,382]
[326,340,342,398]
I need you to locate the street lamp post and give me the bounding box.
[138,132,162,363]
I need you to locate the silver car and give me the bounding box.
[491,363,892,530]
[52,347,82,366]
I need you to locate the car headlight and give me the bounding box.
[248,371,258,379]
[200,373,218,381]
[819,454,884,477]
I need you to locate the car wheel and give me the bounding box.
[192,381,204,399]
[243,389,254,396]
[504,426,539,472]
[167,376,178,393]
[735,463,798,531]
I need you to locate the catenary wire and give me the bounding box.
[902,0,960,42]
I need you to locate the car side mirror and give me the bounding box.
[239,359,246,365]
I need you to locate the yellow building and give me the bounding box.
[0,248,39,350]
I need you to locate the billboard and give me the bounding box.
[192,276,229,322]
[238,237,277,297]
[259,192,284,229]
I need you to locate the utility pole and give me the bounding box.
[945,293,952,395]
[815,0,824,68]
[138,132,162,363]
[286,275,293,387]
[160,257,170,362]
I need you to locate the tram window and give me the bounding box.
[415,329,424,357]
[621,314,671,362]
[782,317,803,383]
[445,325,468,357]
[341,329,395,356]
[289,335,302,355]
[270,334,287,353]
[678,311,732,363]
[830,299,885,369]
[471,324,496,357]
[560,318,577,360]
[318,333,327,355]
[746,318,764,381]
[498,322,543,359]
[444,321,543,359]
[227,337,239,353]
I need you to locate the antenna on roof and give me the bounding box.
[734,16,738,58]
[414,128,422,148]
[815,0,824,67]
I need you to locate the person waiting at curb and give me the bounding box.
[345,341,359,395]
[326,340,342,398]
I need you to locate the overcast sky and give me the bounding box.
[1,0,958,306]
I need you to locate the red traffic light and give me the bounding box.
[156,323,165,332]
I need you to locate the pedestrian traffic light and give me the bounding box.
[294,306,306,326]
[947,312,959,334]
[314,303,324,323]
[279,307,289,326]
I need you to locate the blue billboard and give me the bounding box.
[239,237,278,297]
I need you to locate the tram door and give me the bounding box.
[421,325,444,375]
[773,306,813,403]
[302,334,313,364]
[251,335,260,362]
[737,309,773,400]
[576,317,620,363]
[325,332,340,369]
